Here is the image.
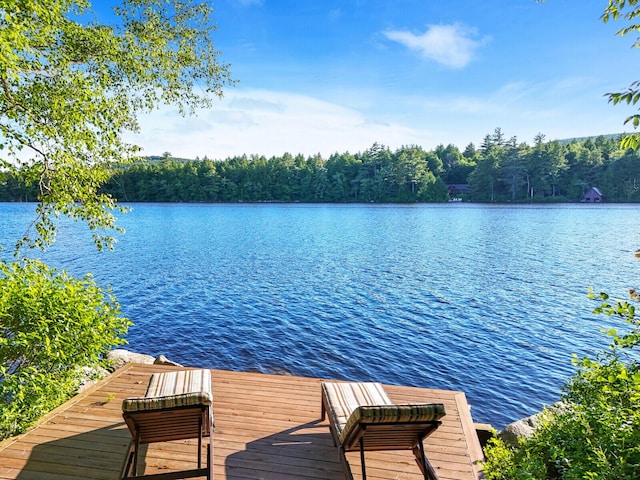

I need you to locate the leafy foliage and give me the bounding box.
[0,259,131,438]
[602,0,640,150]
[97,144,451,203]
[483,353,640,478]
[0,0,231,440]
[97,134,640,203]
[482,276,640,480]
[0,0,234,251]
[4,132,637,204]
[483,354,640,479]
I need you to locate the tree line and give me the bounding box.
[2,128,640,204]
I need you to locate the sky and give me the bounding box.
[100,1,639,160]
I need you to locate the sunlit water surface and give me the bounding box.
[2,202,639,428]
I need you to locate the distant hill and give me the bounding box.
[557,133,625,144]
[145,155,195,163]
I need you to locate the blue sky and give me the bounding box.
[104,1,639,159]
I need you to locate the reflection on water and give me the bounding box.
[2,202,639,428]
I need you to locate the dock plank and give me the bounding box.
[0,364,484,479]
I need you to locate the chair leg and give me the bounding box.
[208,408,214,480]
[120,440,135,479]
[414,439,439,480]
[133,433,141,476]
[359,437,367,480]
[339,446,355,480]
[197,415,203,469]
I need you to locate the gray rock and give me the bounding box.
[499,414,540,446]
[499,402,565,446]
[106,349,155,370]
[154,354,183,367]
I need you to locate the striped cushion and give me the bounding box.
[341,404,446,445]
[122,369,212,413]
[322,382,391,433]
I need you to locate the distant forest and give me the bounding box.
[3,128,640,203]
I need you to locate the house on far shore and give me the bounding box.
[447,184,470,199]
[582,187,603,203]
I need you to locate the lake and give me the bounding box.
[1,202,639,429]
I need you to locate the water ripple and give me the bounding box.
[2,202,640,429]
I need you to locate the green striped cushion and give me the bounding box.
[122,369,212,413]
[340,403,446,445]
[322,382,392,431]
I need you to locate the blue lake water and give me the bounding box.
[1,202,639,429]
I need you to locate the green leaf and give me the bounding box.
[0,0,234,253]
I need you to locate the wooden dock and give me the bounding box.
[0,364,484,480]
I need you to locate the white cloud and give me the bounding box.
[383,23,488,68]
[126,90,435,159]
[124,76,633,161]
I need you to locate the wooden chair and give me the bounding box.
[321,381,445,480]
[121,369,214,479]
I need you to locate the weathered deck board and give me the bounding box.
[0,364,484,480]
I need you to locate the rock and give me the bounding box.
[498,403,565,446]
[75,365,110,393]
[154,354,183,367]
[499,414,539,446]
[105,349,183,369]
[69,350,183,401]
[106,349,155,370]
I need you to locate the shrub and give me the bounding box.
[482,287,640,480]
[0,259,130,439]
